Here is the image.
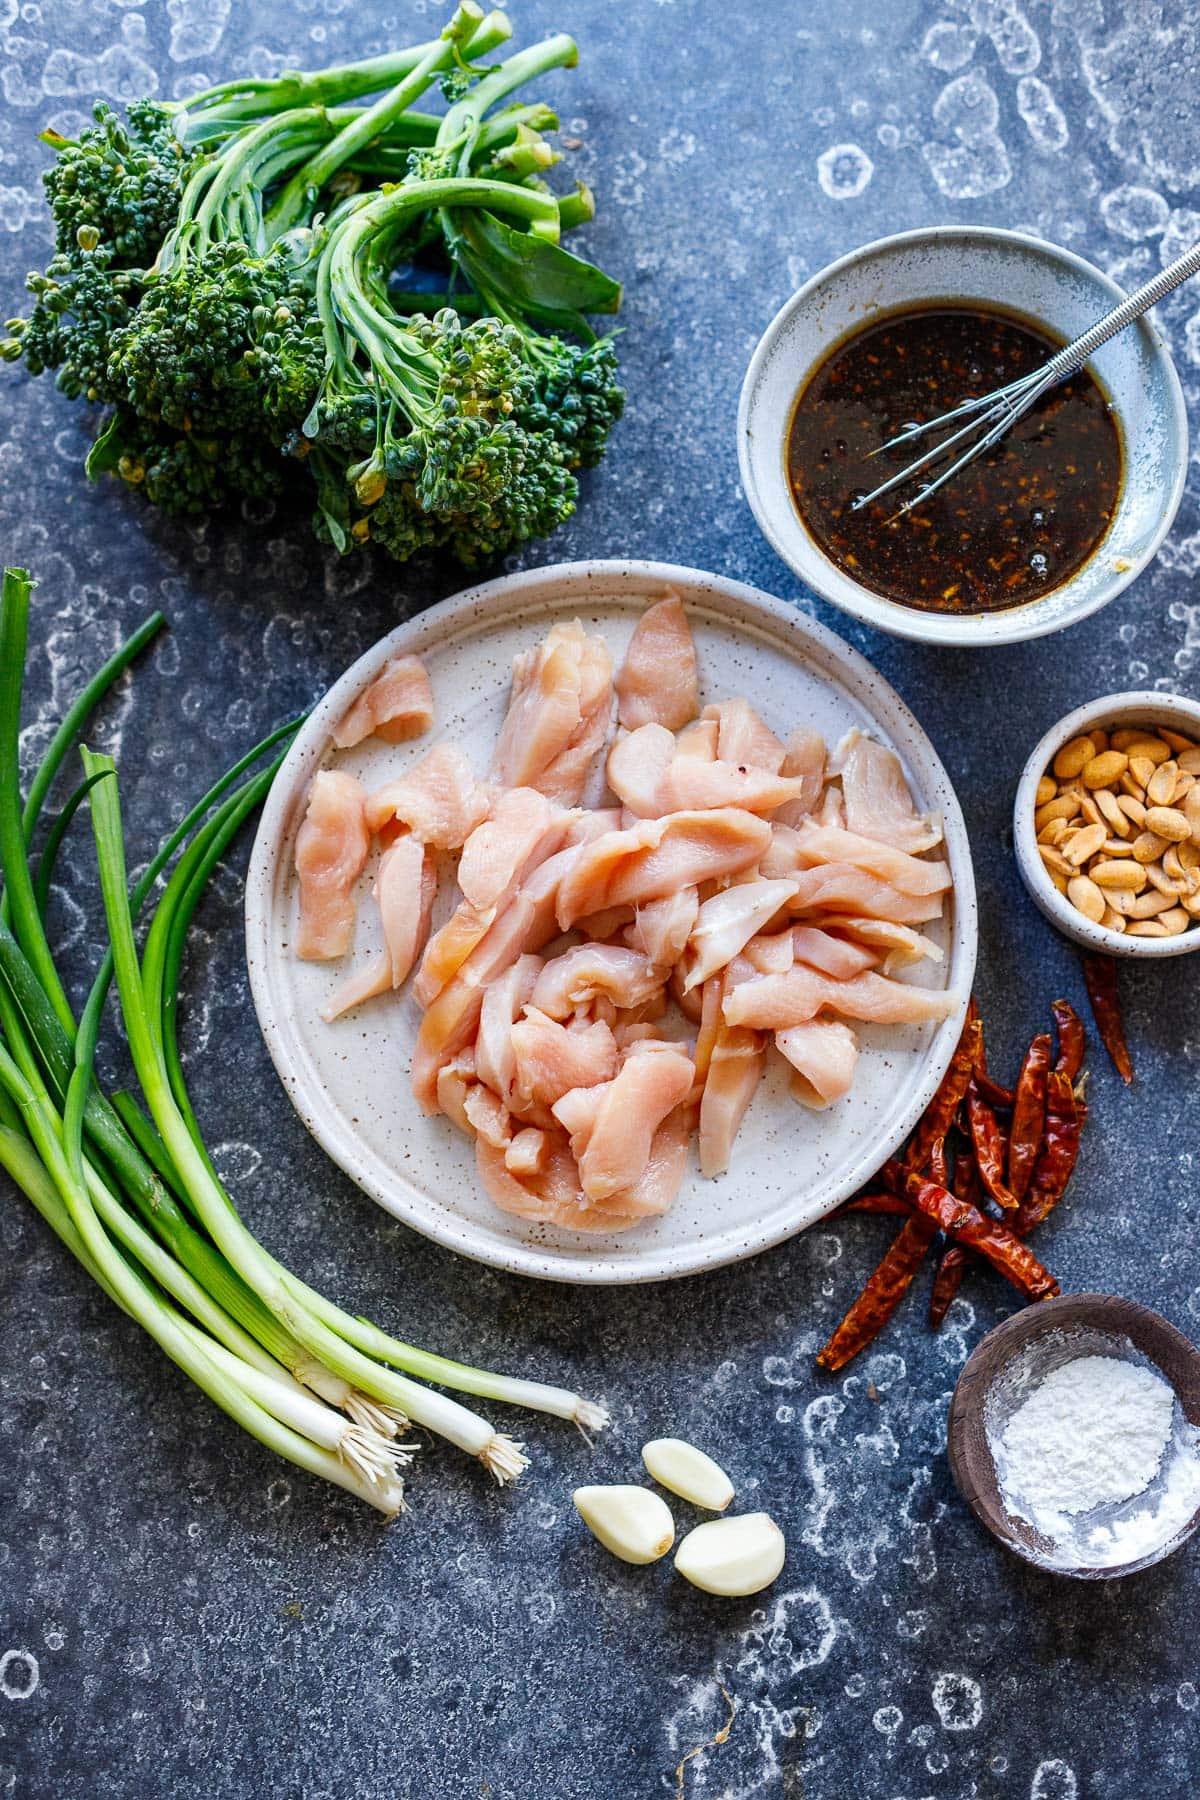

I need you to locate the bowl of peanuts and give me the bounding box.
[1014,692,1200,957]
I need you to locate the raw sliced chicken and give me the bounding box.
[436,1049,477,1135]
[492,620,614,804]
[825,916,945,972]
[723,966,959,1030]
[462,1081,513,1149]
[505,1127,549,1178]
[626,888,700,969]
[475,955,543,1100]
[414,789,566,1004]
[530,944,663,1021]
[786,863,945,925]
[608,724,813,819]
[683,878,800,991]
[670,964,704,1024]
[577,903,637,941]
[775,1020,859,1108]
[698,1020,765,1177]
[774,728,827,827]
[838,732,942,854]
[364,742,491,849]
[818,785,845,828]
[675,717,719,762]
[691,975,724,1094]
[703,698,786,772]
[790,820,952,897]
[790,925,879,980]
[477,1130,643,1232]
[321,835,436,1018]
[554,1041,695,1202]
[614,592,699,731]
[555,809,771,928]
[294,770,370,960]
[760,824,806,880]
[605,1106,693,1218]
[510,1009,620,1111]
[332,654,434,750]
[411,840,604,1109]
[743,930,796,975]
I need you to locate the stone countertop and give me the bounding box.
[2,1,1200,1795]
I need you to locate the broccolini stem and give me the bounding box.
[266,5,507,239]
[174,12,512,131]
[436,33,577,172]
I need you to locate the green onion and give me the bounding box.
[0,566,608,1515]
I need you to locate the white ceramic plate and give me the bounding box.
[245,560,977,1284]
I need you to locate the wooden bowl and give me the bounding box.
[947,1294,1200,1579]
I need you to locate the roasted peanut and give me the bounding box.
[1132,830,1169,864]
[1035,774,1058,807]
[1129,755,1158,791]
[1036,795,1081,831]
[1053,735,1096,779]
[1066,874,1105,922]
[1091,859,1147,892]
[1125,736,1172,767]
[1145,805,1191,844]
[1038,816,1071,847]
[1063,822,1106,865]
[1118,794,1147,826]
[1096,789,1129,836]
[1039,843,1074,880]
[1082,750,1129,789]
[1147,761,1179,807]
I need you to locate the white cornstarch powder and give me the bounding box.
[988,1349,1200,1569]
[999,1355,1174,1516]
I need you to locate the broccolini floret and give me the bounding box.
[4,10,625,573]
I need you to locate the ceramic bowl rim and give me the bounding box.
[1013,688,1200,959]
[737,224,1189,648]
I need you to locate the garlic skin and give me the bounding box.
[674,1512,785,1596]
[573,1484,676,1565]
[642,1437,734,1511]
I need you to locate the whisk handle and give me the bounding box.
[1042,239,1200,383]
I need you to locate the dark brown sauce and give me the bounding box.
[787,304,1123,615]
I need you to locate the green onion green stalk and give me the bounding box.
[0,566,607,1517]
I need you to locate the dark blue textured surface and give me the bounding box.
[2,3,1200,1796]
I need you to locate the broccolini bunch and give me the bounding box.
[3,5,623,564]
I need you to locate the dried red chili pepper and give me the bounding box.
[905,1173,1060,1302]
[972,1070,1014,1110]
[1007,1033,1051,1205]
[1082,953,1132,1084]
[1015,1069,1082,1235]
[836,1192,913,1218]
[965,1081,1017,1210]
[1051,998,1086,1081]
[906,998,982,1173]
[815,1215,937,1372]
[928,1149,981,1329]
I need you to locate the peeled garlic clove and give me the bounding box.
[642,1437,734,1511]
[573,1484,675,1565]
[674,1512,785,1597]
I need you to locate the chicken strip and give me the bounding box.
[294,770,370,960]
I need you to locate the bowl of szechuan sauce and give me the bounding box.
[738,227,1188,647]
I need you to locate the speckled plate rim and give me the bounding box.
[737,224,1189,647]
[244,559,978,1285]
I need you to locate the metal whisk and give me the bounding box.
[851,238,1200,518]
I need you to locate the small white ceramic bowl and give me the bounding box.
[738,226,1188,647]
[1014,690,1200,959]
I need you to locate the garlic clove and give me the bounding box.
[642,1437,734,1511]
[573,1484,675,1565]
[674,1512,785,1597]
